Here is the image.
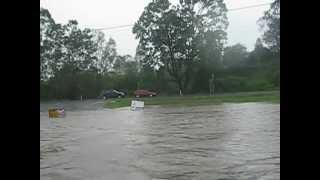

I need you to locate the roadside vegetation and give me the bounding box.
[40,0,279,101]
[104,91,279,109]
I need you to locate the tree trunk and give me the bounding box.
[183,64,193,94]
[177,80,183,96]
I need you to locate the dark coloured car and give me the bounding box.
[102,89,126,99]
[134,89,157,97]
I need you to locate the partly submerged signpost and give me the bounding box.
[131,100,144,111]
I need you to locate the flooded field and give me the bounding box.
[40,102,280,180]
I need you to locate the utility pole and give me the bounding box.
[209,73,215,96]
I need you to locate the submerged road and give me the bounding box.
[40,101,280,180]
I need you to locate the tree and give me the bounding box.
[40,16,100,99]
[259,0,280,53]
[199,30,226,69]
[40,8,57,81]
[95,37,118,75]
[113,55,133,74]
[223,43,248,68]
[192,29,226,93]
[246,38,272,68]
[92,30,106,72]
[122,59,139,93]
[61,20,97,72]
[133,0,228,94]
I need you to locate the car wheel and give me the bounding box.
[150,94,153,97]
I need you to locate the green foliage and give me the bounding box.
[132,0,228,93]
[223,43,248,68]
[259,0,280,53]
[105,91,280,109]
[40,6,280,101]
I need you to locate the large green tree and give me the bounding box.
[223,43,248,68]
[133,0,228,94]
[246,38,272,68]
[40,8,59,81]
[92,32,118,75]
[61,20,97,72]
[259,0,280,53]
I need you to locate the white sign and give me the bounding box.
[131,100,144,110]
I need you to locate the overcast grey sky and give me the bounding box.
[40,0,272,56]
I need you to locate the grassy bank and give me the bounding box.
[104,91,280,109]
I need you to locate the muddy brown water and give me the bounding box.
[40,102,280,180]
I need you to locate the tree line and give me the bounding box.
[40,0,279,100]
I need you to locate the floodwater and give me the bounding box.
[40,101,280,180]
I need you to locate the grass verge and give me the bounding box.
[104,91,280,109]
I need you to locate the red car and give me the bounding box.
[134,89,157,97]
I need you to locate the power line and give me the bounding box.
[228,2,271,11]
[94,24,134,31]
[93,2,272,31]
